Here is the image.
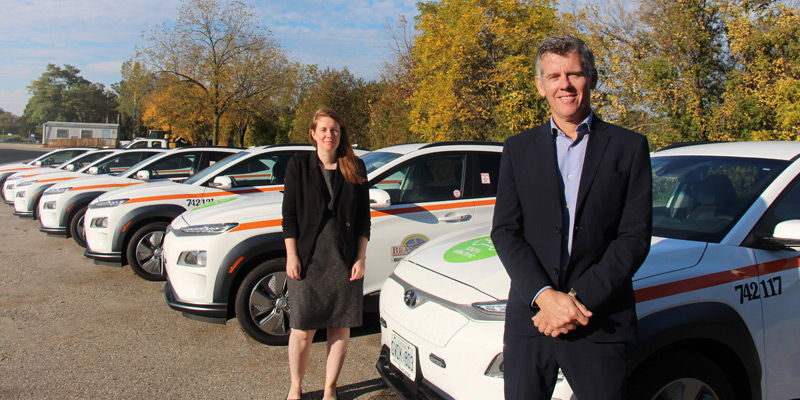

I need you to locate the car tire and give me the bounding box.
[69,206,88,248]
[234,258,292,345]
[126,221,169,281]
[629,351,738,400]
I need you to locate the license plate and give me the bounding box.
[390,331,417,380]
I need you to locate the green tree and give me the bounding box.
[22,64,118,128]
[137,0,292,145]
[717,0,800,140]
[410,0,557,142]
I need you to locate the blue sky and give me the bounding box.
[0,0,419,116]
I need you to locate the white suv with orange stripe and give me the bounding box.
[37,148,168,245]
[376,141,800,400]
[83,144,315,281]
[162,142,502,345]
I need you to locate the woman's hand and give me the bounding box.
[286,256,302,280]
[350,258,365,281]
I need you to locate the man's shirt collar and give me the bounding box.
[550,112,593,142]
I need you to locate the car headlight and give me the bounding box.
[89,198,129,208]
[17,180,37,187]
[177,251,207,267]
[43,201,57,209]
[472,300,507,316]
[179,223,239,235]
[484,353,504,378]
[44,187,72,195]
[90,217,108,228]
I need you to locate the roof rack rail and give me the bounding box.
[654,141,725,152]
[264,143,314,148]
[421,141,503,149]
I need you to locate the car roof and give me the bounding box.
[372,141,502,156]
[653,141,800,161]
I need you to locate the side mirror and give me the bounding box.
[772,220,800,248]
[209,176,233,190]
[34,161,42,167]
[136,170,151,180]
[87,167,100,175]
[65,164,75,171]
[369,188,391,208]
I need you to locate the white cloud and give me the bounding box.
[0,0,419,112]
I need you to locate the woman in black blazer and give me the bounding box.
[282,107,370,400]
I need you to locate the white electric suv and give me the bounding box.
[162,142,503,345]
[377,141,800,400]
[83,144,317,281]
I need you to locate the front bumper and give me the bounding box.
[376,346,454,400]
[39,225,67,236]
[164,279,228,322]
[83,248,122,266]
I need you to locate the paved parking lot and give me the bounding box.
[0,144,398,400]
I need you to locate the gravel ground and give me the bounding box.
[0,144,399,400]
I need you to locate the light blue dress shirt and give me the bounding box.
[532,112,593,307]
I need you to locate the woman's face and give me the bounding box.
[310,116,341,152]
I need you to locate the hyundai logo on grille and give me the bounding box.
[403,289,418,307]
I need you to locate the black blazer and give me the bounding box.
[491,117,652,342]
[282,152,371,268]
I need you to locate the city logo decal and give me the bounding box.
[392,234,429,262]
[443,236,496,263]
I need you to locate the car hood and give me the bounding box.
[49,174,139,190]
[9,166,67,180]
[404,225,707,300]
[97,179,184,200]
[178,192,285,226]
[20,170,84,182]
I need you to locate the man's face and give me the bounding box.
[535,51,596,127]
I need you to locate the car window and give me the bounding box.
[362,151,405,175]
[751,178,800,247]
[216,152,298,187]
[40,150,87,166]
[652,155,787,243]
[143,153,198,180]
[183,151,246,184]
[372,153,466,205]
[93,152,158,175]
[473,152,501,198]
[66,151,113,170]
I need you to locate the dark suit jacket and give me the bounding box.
[491,117,652,342]
[282,152,371,268]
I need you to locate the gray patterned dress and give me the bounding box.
[287,167,363,330]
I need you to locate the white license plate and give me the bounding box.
[390,331,417,380]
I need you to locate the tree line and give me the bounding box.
[17,0,800,150]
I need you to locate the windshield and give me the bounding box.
[118,153,170,178]
[182,151,246,185]
[362,151,405,176]
[652,155,788,243]
[57,151,111,170]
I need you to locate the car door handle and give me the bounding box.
[438,213,470,222]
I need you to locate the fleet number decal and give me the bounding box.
[185,198,217,207]
[735,276,782,304]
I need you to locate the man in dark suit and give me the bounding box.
[491,35,652,399]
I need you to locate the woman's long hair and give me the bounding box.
[309,107,366,185]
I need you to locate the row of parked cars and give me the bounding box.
[3,141,800,399]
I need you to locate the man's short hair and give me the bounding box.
[535,35,597,82]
